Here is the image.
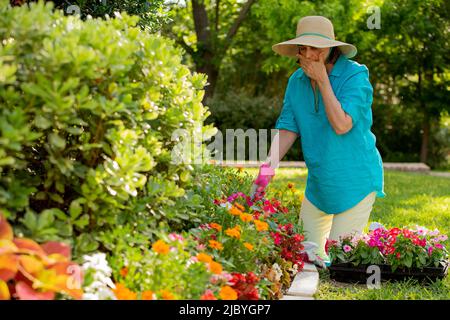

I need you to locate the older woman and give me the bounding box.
[251,16,385,266]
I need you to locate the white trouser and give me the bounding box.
[299,192,377,260]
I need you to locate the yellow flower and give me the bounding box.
[299,194,305,202]
[142,290,155,300]
[210,223,222,232]
[244,242,254,251]
[113,283,137,300]
[225,227,241,239]
[239,213,253,223]
[208,240,224,251]
[287,182,294,189]
[160,289,175,300]
[208,261,223,274]
[253,220,269,232]
[234,203,245,211]
[219,286,238,300]
[152,240,170,254]
[228,206,243,216]
[197,253,213,263]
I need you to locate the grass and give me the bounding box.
[243,168,450,300]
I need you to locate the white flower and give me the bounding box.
[81,252,116,300]
[271,263,283,281]
[220,202,232,209]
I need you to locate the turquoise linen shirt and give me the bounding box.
[275,54,386,214]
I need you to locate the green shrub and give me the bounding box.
[205,90,303,161]
[0,0,216,255]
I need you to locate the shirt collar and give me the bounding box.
[295,54,346,79]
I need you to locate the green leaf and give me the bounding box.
[34,115,52,129]
[404,256,413,268]
[76,233,99,253]
[21,211,37,231]
[74,214,90,229]
[37,209,56,229]
[49,133,66,150]
[49,193,64,204]
[69,198,86,220]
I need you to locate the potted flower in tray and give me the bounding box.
[326,225,449,284]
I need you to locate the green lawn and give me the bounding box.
[244,168,450,300]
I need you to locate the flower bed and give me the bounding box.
[327,226,449,284]
[1,187,318,300]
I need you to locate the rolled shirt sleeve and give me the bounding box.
[338,69,373,125]
[274,78,300,135]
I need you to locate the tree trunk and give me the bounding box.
[420,113,430,163]
[188,0,256,104]
[197,62,219,103]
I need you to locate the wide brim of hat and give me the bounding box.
[272,35,357,59]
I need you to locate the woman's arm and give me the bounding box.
[317,78,353,135]
[265,129,299,168]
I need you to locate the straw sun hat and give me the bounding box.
[272,16,357,59]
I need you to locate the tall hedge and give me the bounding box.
[0,0,217,255]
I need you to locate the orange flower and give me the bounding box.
[113,283,137,300]
[219,286,238,300]
[208,240,224,251]
[208,261,223,274]
[287,182,294,189]
[234,203,245,211]
[210,223,222,232]
[142,290,155,300]
[253,220,269,232]
[244,242,254,251]
[228,206,243,216]
[197,253,213,263]
[160,289,175,300]
[120,267,128,277]
[152,240,170,255]
[239,213,253,223]
[225,227,241,239]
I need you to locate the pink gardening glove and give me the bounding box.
[250,163,275,201]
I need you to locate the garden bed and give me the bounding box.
[329,260,449,284]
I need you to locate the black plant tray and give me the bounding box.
[328,261,449,284]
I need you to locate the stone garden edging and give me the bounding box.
[280,262,319,300]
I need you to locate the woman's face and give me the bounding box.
[297,45,330,62]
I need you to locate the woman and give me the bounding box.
[251,16,385,266]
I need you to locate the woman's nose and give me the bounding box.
[305,48,314,59]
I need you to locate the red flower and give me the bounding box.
[325,239,338,255]
[200,290,217,300]
[246,272,259,285]
[270,232,283,245]
[228,272,260,300]
[402,229,412,238]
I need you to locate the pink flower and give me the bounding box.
[168,233,184,242]
[196,244,206,251]
[428,246,434,256]
[435,243,444,249]
[343,245,352,253]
